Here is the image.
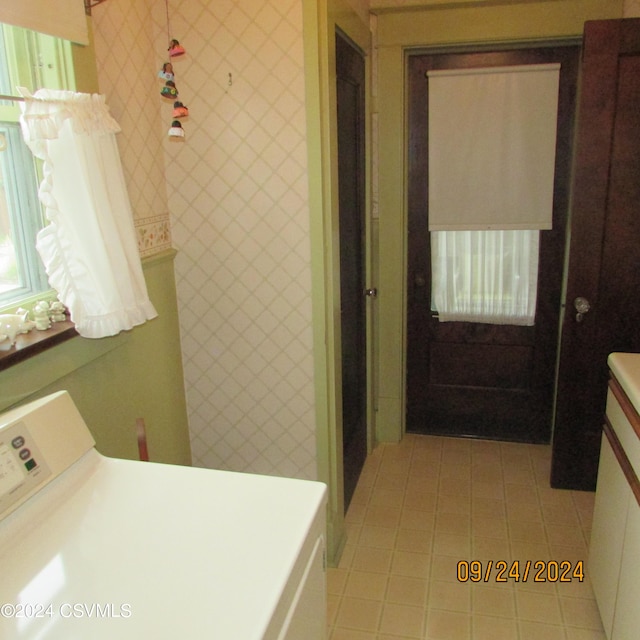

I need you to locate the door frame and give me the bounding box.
[302,2,372,565]
[404,42,580,443]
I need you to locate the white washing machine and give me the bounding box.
[0,391,327,639]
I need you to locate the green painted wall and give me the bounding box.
[374,0,625,443]
[0,251,191,466]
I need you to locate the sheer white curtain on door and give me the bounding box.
[431,229,540,325]
[19,89,157,338]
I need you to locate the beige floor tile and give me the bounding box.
[430,554,462,583]
[471,584,516,618]
[433,531,471,557]
[504,482,539,504]
[375,471,409,493]
[542,501,581,526]
[472,496,507,518]
[471,514,509,540]
[560,596,605,630]
[327,567,349,595]
[344,570,388,601]
[332,437,604,640]
[510,540,552,561]
[438,475,471,495]
[547,545,589,566]
[503,463,535,485]
[403,486,438,512]
[358,524,397,550]
[338,544,356,569]
[400,507,436,531]
[363,505,402,529]
[472,463,504,484]
[440,461,471,480]
[335,596,383,632]
[327,593,340,627]
[553,571,593,599]
[472,614,519,640]
[471,535,511,561]
[425,609,471,640]
[390,549,431,578]
[369,487,405,509]
[516,575,560,596]
[379,602,426,637]
[330,626,377,639]
[387,575,428,606]
[345,502,366,525]
[546,522,588,548]
[436,492,472,515]
[508,518,546,542]
[379,458,412,479]
[506,500,544,523]
[395,527,432,554]
[564,627,607,640]
[428,579,471,612]
[351,546,393,574]
[538,486,576,507]
[407,463,441,484]
[519,620,567,640]
[472,480,506,500]
[516,589,563,624]
[435,511,471,536]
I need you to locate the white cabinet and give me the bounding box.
[590,353,640,640]
[589,433,629,637]
[613,498,640,640]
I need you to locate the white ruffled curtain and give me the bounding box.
[431,230,540,326]
[19,89,157,338]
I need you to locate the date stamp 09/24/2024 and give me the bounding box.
[457,560,585,583]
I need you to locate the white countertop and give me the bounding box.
[608,352,640,413]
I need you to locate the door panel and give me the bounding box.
[552,19,640,490]
[336,32,367,510]
[406,46,579,443]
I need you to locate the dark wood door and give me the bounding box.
[336,32,367,510]
[552,19,640,491]
[406,46,579,443]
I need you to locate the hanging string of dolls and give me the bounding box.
[159,0,188,139]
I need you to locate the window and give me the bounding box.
[431,229,540,325]
[0,23,75,308]
[426,64,560,325]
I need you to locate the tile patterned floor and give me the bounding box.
[327,434,606,640]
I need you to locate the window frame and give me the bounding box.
[0,22,75,312]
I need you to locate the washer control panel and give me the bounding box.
[0,421,51,516]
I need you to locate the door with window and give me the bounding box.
[406,46,579,442]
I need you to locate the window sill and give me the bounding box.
[0,321,78,372]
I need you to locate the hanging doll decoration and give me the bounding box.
[159,1,189,139]
[168,120,185,138]
[168,39,185,57]
[172,101,189,118]
[158,62,174,82]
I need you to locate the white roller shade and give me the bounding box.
[427,64,560,231]
[0,0,88,45]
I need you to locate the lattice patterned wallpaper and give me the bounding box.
[92,0,172,257]
[91,0,322,481]
[147,0,317,479]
